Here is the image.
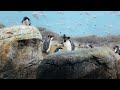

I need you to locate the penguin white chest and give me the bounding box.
[63,40,72,51]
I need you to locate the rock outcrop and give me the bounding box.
[0,25,43,79]
[36,47,120,79]
[1,26,120,79]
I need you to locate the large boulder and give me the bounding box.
[0,25,43,79]
[36,47,120,79]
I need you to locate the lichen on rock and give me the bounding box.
[0,25,43,79]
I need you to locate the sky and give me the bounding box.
[0,11,120,37]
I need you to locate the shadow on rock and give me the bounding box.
[36,47,120,79]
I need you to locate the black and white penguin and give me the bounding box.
[113,46,120,55]
[22,16,31,26]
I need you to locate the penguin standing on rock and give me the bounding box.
[43,35,54,53]
[22,16,31,26]
[61,34,75,51]
[113,46,120,55]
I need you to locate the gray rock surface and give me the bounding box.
[37,47,120,79]
[0,26,43,79]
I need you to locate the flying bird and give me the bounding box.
[57,11,64,15]
[32,11,47,20]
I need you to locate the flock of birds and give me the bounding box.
[4,11,119,36]
[41,34,95,57]
[41,33,120,58]
[1,11,120,56]
[16,11,120,56]
[30,11,120,36]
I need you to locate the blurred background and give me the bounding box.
[0,11,120,37]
